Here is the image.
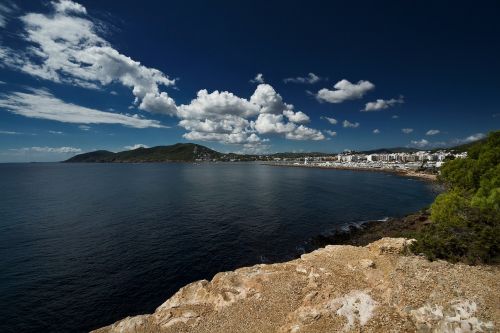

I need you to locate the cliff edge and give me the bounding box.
[92,238,499,333]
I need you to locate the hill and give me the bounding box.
[64,143,227,163]
[65,135,491,163]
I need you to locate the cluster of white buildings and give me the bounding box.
[288,150,467,171]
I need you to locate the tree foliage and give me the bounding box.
[411,131,500,264]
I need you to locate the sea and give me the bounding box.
[0,162,439,332]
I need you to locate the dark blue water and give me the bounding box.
[0,163,438,332]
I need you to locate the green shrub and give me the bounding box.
[411,131,500,264]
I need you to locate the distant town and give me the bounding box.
[262,150,468,174]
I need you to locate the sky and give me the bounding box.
[0,0,499,162]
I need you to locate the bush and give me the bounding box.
[411,131,500,264]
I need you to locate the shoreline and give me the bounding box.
[262,162,438,182]
[92,214,499,333]
[306,210,432,250]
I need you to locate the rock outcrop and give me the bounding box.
[92,238,499,333]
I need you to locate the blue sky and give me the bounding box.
[0,0,499,162]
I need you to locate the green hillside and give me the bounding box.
[411,130,500,264]
[65,143,226,163]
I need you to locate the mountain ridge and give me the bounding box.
[64,140,485,163]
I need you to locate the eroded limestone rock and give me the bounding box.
[92,238,498,333]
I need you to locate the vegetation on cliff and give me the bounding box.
[411,130,500,264]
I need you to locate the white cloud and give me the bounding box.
[249,84,292,115]
[10,146,82,153]
[178,89,259,120]
[235,142,271,155]
[362,96,404,112]
[316,79,375,103]
[0,1,327,147]
[250,73,265,84]
[0,0,177,115]
[254,113,296,134]
[321,116,338,125]
[48,130,64,134]
[392,115,399,119]
[426,129,440,136]
[124,143,149,150]
[325,130,337,137]
[373,129,380,134]
[410,133,486,149]
[285,125,325,141]
[0,2,18,28]
[177,83,324,144]
[402,128,413,134]
[284,72,322,84]
[79,125,91,131]
[283,110,310,124]
[411,139,430,148]
[343,120,360,128]
[110,90,118,95]
[0,130,21,135]
[460,133,486,143]
[0,89,165,128]
[139,92,177,116]
[52,0,87,14]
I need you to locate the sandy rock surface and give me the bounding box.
[92,238,499,333]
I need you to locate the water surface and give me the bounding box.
[0,162,438,332]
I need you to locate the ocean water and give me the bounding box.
[0,162,438,332]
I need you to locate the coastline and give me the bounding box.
[262,162,438,182]
[93,231,499,333]
[307,210,432,249]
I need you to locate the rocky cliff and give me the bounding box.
[92,238,499,333]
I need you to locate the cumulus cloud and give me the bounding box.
[178,89,259,120]
[325,130,337,137]
[343,120,360,128]
[178,84,324,144]
[402,128,413,134]
[48,130,64,134]
[0,0,177,115]
[316,79,374,104]
[10,146,82,153]
[373,129,380,134]
[410,139,429,148]
[426,129,440,136]
[321,116,338,125]
[52,0,87,14]
[285,125,325,141]
[0,89,165,128]
[0,1,325,148]
[283,110,310,124]
[254,114,297,134]
[249,84,293,115]
[362,96,404,112]
[284,72,322,84]
[124,143,149,150]
[250,73,265,84]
